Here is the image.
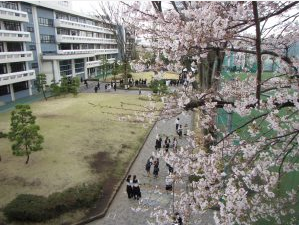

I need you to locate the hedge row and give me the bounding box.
[3,183,102,222]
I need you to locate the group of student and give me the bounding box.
[145,156,160,178]
[175,118,188,138]
[124,116,187,224]
[155,135,178,153]
[128,78,147,87]
[126,175,141,200]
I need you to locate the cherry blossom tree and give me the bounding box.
[120,1,299,225]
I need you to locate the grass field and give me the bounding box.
[106,71,179,82]
[0,93,152,211]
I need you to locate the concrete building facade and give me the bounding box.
[0,1,119,103]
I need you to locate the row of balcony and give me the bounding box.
[57,48,118,55]
[86,58,115,68]
[0,51,33,63]
[56,35,117,44]
[0,7,28,22]
[0,30,31,42]
[0,70,36,86]
[55,19,113,35]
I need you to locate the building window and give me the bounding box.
[40,35,55,43]
[86,32,92,37]
[31,63,38,69]
[29,45,36,50]
[4,21,21,31]
[0,85,10,96]
[75,59,84,73]
[13,81,28,92]
[69,15,78,22]
[7,42,23,52]
[60,60,72,76]
[0,43,3,52]
[78,17,85,23]
[56,12,68,20]
[11,62,26,73]
[38,17,53,27]
[57,28,69,35]
[70,30,79,36]
[0,2,18,10]
[0,64,7,74]
[24,7,32,14]
[59,43,71,50]
[73,44,80,50]
[27,27,34,32]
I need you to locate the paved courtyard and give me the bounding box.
[87,110,216,225]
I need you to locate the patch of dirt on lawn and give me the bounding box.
[88,152,115,174]
[84,152,119,218]
[0,176,41,187]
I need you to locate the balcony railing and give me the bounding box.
[56,35,117,44]
[0,51,33,63]
[57,48,118,55]
[0,30,31,42]
[0,70,36,86]
[0,7,29,22]
[55,19,113,34]
[86,58,115,68]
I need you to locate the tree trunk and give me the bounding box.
[124,56,128,85]
[42,88,47,101]
[25,145,29,164]
[253,1,262,106]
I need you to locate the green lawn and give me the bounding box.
[0,93,152,211]
[106,71,179,82]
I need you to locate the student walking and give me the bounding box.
[155,135,161,150]
[132,175,141,200]
[175,118,180,132]
[177,125,183,138]
[153,161,159,178]
[173,137,178,152]
[145,156,153,176]
[156,136,162,151]
[126,175,133,199]
[166,163,174,174]
[164,136,171,152]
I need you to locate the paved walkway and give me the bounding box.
[79,81,151,95]
[87,113,215,225]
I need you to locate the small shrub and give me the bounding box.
[48,183,103,214]
[0,131,7,138]
[3,194,51,222]
[4,183,102,222]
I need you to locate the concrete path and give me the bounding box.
[79,81,152,95]
[87,112,215,225]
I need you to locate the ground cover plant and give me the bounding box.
[0,93,153,223]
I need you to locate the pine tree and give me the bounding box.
[9,105,44,164]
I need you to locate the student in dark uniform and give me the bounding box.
[153,161,159,178]
[145,157,153,176]
[132,175,141,200]
[164,136,171,152]
[126,175,132,199]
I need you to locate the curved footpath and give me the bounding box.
[87,111,215,225]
